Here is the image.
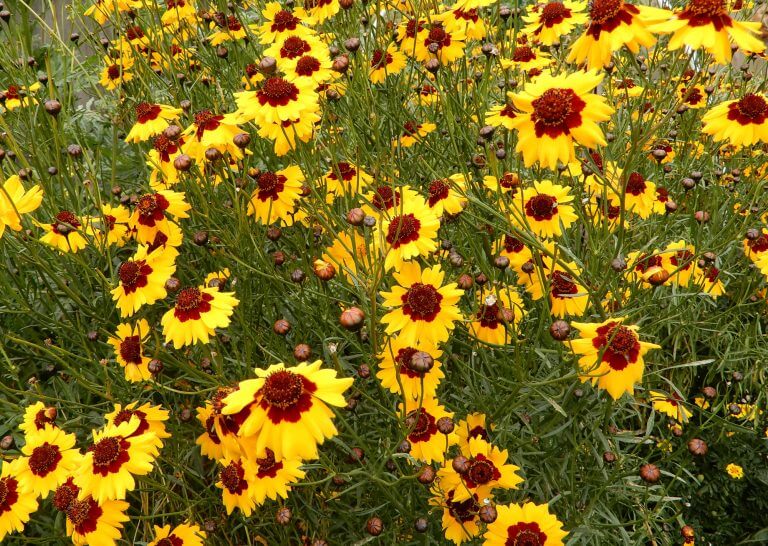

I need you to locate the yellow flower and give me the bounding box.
[523,0,588,45]
[513,180,578,238]
[129,190,190,244]
[0,459,39,541]
[725,463,744,479]
[235,76,319,127]
[149,523,206,546]
[247,165,305,226]
[376,336,445,401]
[702,93,768,148]
[16,425,81,498]
[380,261,464,346]
[649,390,692,423]
[426,174,467,217]
[54,479,130,546]
[483,502,568,546]
[322,162,373,202]
[569,317,660,400]
[104,402,171,449]
[257,2,316,45]
[39,210,90,253]
[432,488,482,544]
[0,174,43,238]
[375,195,440,271]
[250,448,305,505]
[370,44,407,84]
[507,70,613,169]
[18,402,57,438]
[161,284,239,348]
[402,396,457,463]
[111,245,178,318]
[469,289,527,345]
[124,102,183,143]
[99,53,134,90]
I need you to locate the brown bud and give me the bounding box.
[344,37,361,52]
[452,455,470,474]
[729,403,741,415]
[44,99,61,116]
[425,58,440,73]
[640,463,660,483]
[332,55,349,73]
[163,125,182,140]
[204,148,222,162]
[86,330,98,341]
[682,177,696,190]
[193,231,208,246]
[478,505,498,524]
[436,416,454,434]
[276,506,292,525]
[687,438,708,456]
[340,307,365,331]
[259,56,277,74]
[339,0,354,8]
[414,518,429,532]
[694,210,710,223]
[273,250,286,266]
[346,207,365,226]
[173,154,192,171]
[603,451,616,464]
[681,525,695,539]
[165,277,181,292]
[179,408,193,422]
[348,446,365,463]
[148,359,163,375]
[475,273,488,285]
[746,228,760,241]
[701,386,716,398]
[290,269,306,283]
[457,274,473,290]
[0,435,15,450]
[652,149,667,162]
[407,351,433,374]
[494,255,510,269]
[671,425,684,437]
[549,320,570,341]
[664,200,677,213]
[357,364,371,379]
[233,133,251,148]
[648,269,670,286]
[365,517,383,536]
[313,260,336,281]
[732,371,743,382]
[521,262,535,274]
[397,439,411,453]
[273,319,291,335]
[417,465,436,484]
[294,344,311,361]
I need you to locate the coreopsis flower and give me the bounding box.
[160,0,198,28]
[322,230,374,282]
[235,76,319,126]
[412,22,466,64]
[438,437,523,502]
[19,402,57,437]
[74,419,160,503]
[370,44,407,84]
[104,402,171,448]
[485,100,520,131]
[124,102,183,143]
[53,479,129,546]
[282,52,334,85]
[744,228,768,262]
[427,174,467,217]
[376,336,445,401]
[702,93,768,148]
[494,234,533,270]
[613,77,644,99]
[523,1,588,45]
[84,0,142,25]
[484,172,521,198]
[677,83,708,109]
[195,391,249,462]
[588,164,664,219]
[726,463,745,479]
[455,413,492,450]
[402,396,457,463]
[375,196,440,270]
[129,190,190,243]
[181,109,246,163]
[567,0,669,69]
[303,0,340,23]
[694,263,725,296]
[569,318,660,400]
[217,458,258,515]
[361,184,420,218]
[0,459,39,541]
[0,174,43,238]
[111,245,178,318]
[161,284,239,349]
[650,0,764,64]
[99,53,134,90]
[250,448,305,504]
[434,489,482,544]
[516,249,589,318]
[265,33,327,67]
[625,250,666,287]
[661,240,696,287]
[396,120,437,148]
[500,42,552,74]
[380,261,464,346]
[148,134,187,189]
[221,360,353,460]
[469,290,527,345]
[483,502,568,546]
[16,425,81,498]
[247,165,305,225]
[649,390,692,423]
[208,15,249,45]
[39,210,89,253]
[513,180,578,238]
[149,523,206,546]
[507,71,613,169]
[443,7,486,40]
[322,162,373,201]
[258,2,316,44]
[257,111,320,156]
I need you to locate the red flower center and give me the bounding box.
[427,25,449,46]
[403,283,443,321]
[504,235,525,253]
[513,45,536,63]
[406,408,438,442]
[220,461,247,494]
[136,193,170,227]
[256,448,284,478]
[625,172,647,195]
[371,49,393,69]
[135,102,161,123]
[53,210,81,234]
[550,270,578,297]
[155,536,183,546]
[687,0,726,16]
[428,179,451,207]
[125,25,144,40]
[29,442,62,477]
[593,323,642,371]
[446,491,479,522]
[737,94,767,120]
[176,287,202,311]
[256,171,287,201]
[120,335,143,364]
[53,480,79,512]
[0,477,18,515]
[113,409,149,435]
[589,0,623,24]
[66,499,91,527]
[533,88,574,126]
[540,2,571,26]
[5,85,19,100]
[262,370,304,409]
[386,213,422,248]
[372,186,400,211]
[328,162,356,181]
[92,437,121,467]
[194,109,223,138]
[465,455,500,486]
[405,18,424,38]
[259,77,300,107]
[525,194,558,221]
[107,64,121,80]
[506,522,547,546]
[118,259,149,290]
[272,10,299,32]
[296,55,321,76]
[281,36,311,59]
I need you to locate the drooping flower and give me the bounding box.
[181,109,246,164]
[0,174,43,238]
[370,44,408,84]
[111,244,178,318]
[380,261,464,346]
[426,174,467,217]
[161,284,239,348]
[507,71,614,169]
[395,120,437,148]
[129,190,191,243]
[649,390,692,423]
[221,360,353,461]
[569,317,660,399]
[0,459,39,541]
[104,402,171,449]
[375,196,440,270]
[217,458,259,515]
[19,402,57,438]
[483,502,568,546]
[455,413,492,451]
[322,162,374,202]
[16,425,81,498]
[433,488,482,545]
